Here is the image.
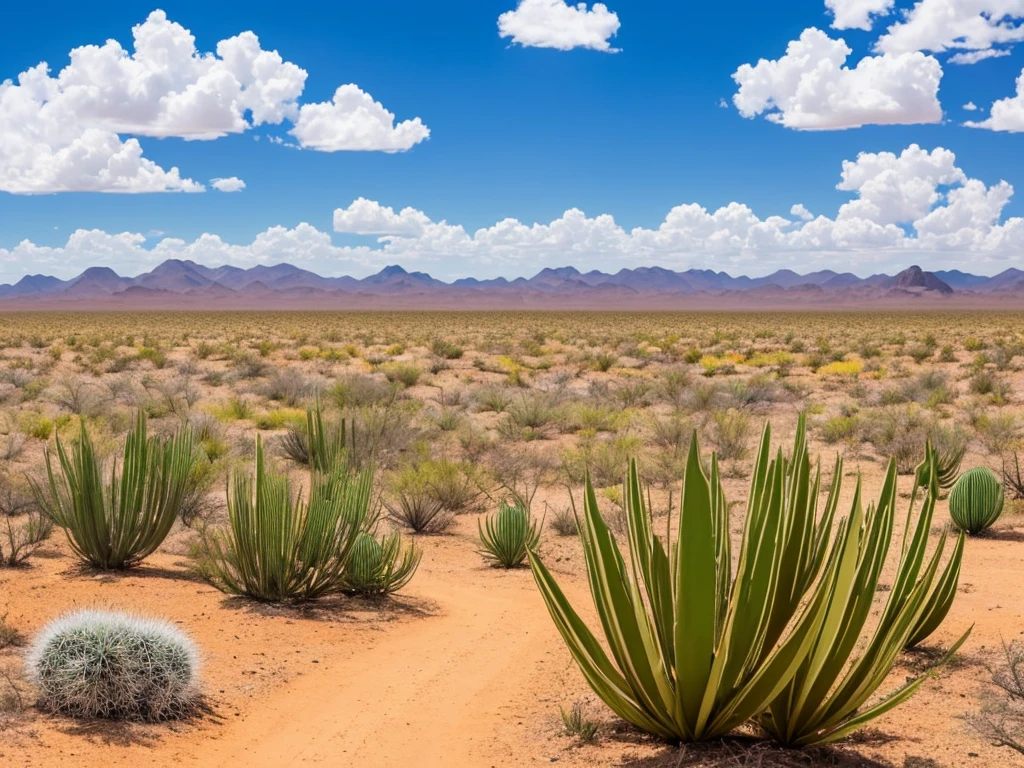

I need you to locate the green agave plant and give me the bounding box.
[198,435,370,601]
[914,438,965,491]
[906,448,966,649]
[479,500,541,568]
[33,412,197,570]
[949,466,1004,535]
[528,416,969,744]
[343,530,421,596]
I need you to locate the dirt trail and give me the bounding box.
[194,543,563,767]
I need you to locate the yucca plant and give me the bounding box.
[33,413,197,570]
[528,416,969,744]
[763,452,970,746]
[342,530,420,596]
[281,400,356,474]
[915,437,965,491]
[479,499,541,568]
[197,436,370,601]
[949,466,1005,535]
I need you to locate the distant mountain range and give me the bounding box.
[2,260,1023,309]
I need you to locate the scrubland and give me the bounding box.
[1,310,1024,767]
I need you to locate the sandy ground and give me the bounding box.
[2,491,1024,768]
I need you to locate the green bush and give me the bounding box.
[197,437,370,601]
[27,609,199,721]
[529,416,968,745]
[479,500,540,568]
[949,466,1004,534]
[33,413,197,569]
[343,530,420,596]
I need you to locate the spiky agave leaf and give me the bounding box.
[915,438,965,491]
[479,500,541,568]
[762,453,971,747]
[33,412,197,569]
[905,447,966,649]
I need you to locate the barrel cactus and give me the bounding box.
[26,610,200,721]
[949,467,1004,534]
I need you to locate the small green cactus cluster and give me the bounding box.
[949,467,1005,535]
[27,609,200,721]
[343,531,421,596]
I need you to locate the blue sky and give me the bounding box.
[1,0,1023,281]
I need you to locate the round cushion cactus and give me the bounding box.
[26,609,200,721]
[949,467,1004,535]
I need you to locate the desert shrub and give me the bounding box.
[592,352,617,372]
[504,393,561,437]
[862,407,966,475]
[820,415,859,444]
[474,386,513,413]
[197,438,370,601]
[548,505,577,537]
[379,362,421,387]
[385,467,454,534]
[27,609,199,721]
[562,433,639,489]
[430,339,464,360]
[949,466,1005,534]
[32,413,197,570]
[529,417,967,745]
[232,352,268,379]
[970,370,997,396]
[342,530,420,596]
[478,500,541,568]
[975,412,1020,455]
[260,368,312,406]
[561,700,599,744]
[707,408,752,461]
[330,374,396,410]
[421,459,488,513]
[0,475,52,566]
[965,640,1024,756]
[21,412,54,441]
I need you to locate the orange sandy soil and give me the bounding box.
[2,481,1024,768]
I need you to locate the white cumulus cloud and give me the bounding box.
[291,85,430,152]
[4,144,1022,281]
[0,10,428,194]
[732,28,943,130]
[966,67,1024,131]
[826,0,895,31]
[875,0,1024,60]
[498,0,621,52]
[211,177,246,192]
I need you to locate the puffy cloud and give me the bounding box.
[836,145,966,224]
[826,0,895,31]
[732,28,943,130]
[790,203,814,220]
[0,10,428,194]
[290,85,429,152]
[211,177,246,192]
[966,68,1024,131]
[964,101,979,110]
[875,0,1024,59]
[333,198,434,236]
[498,0,621,52]
[4,144,1021,281]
